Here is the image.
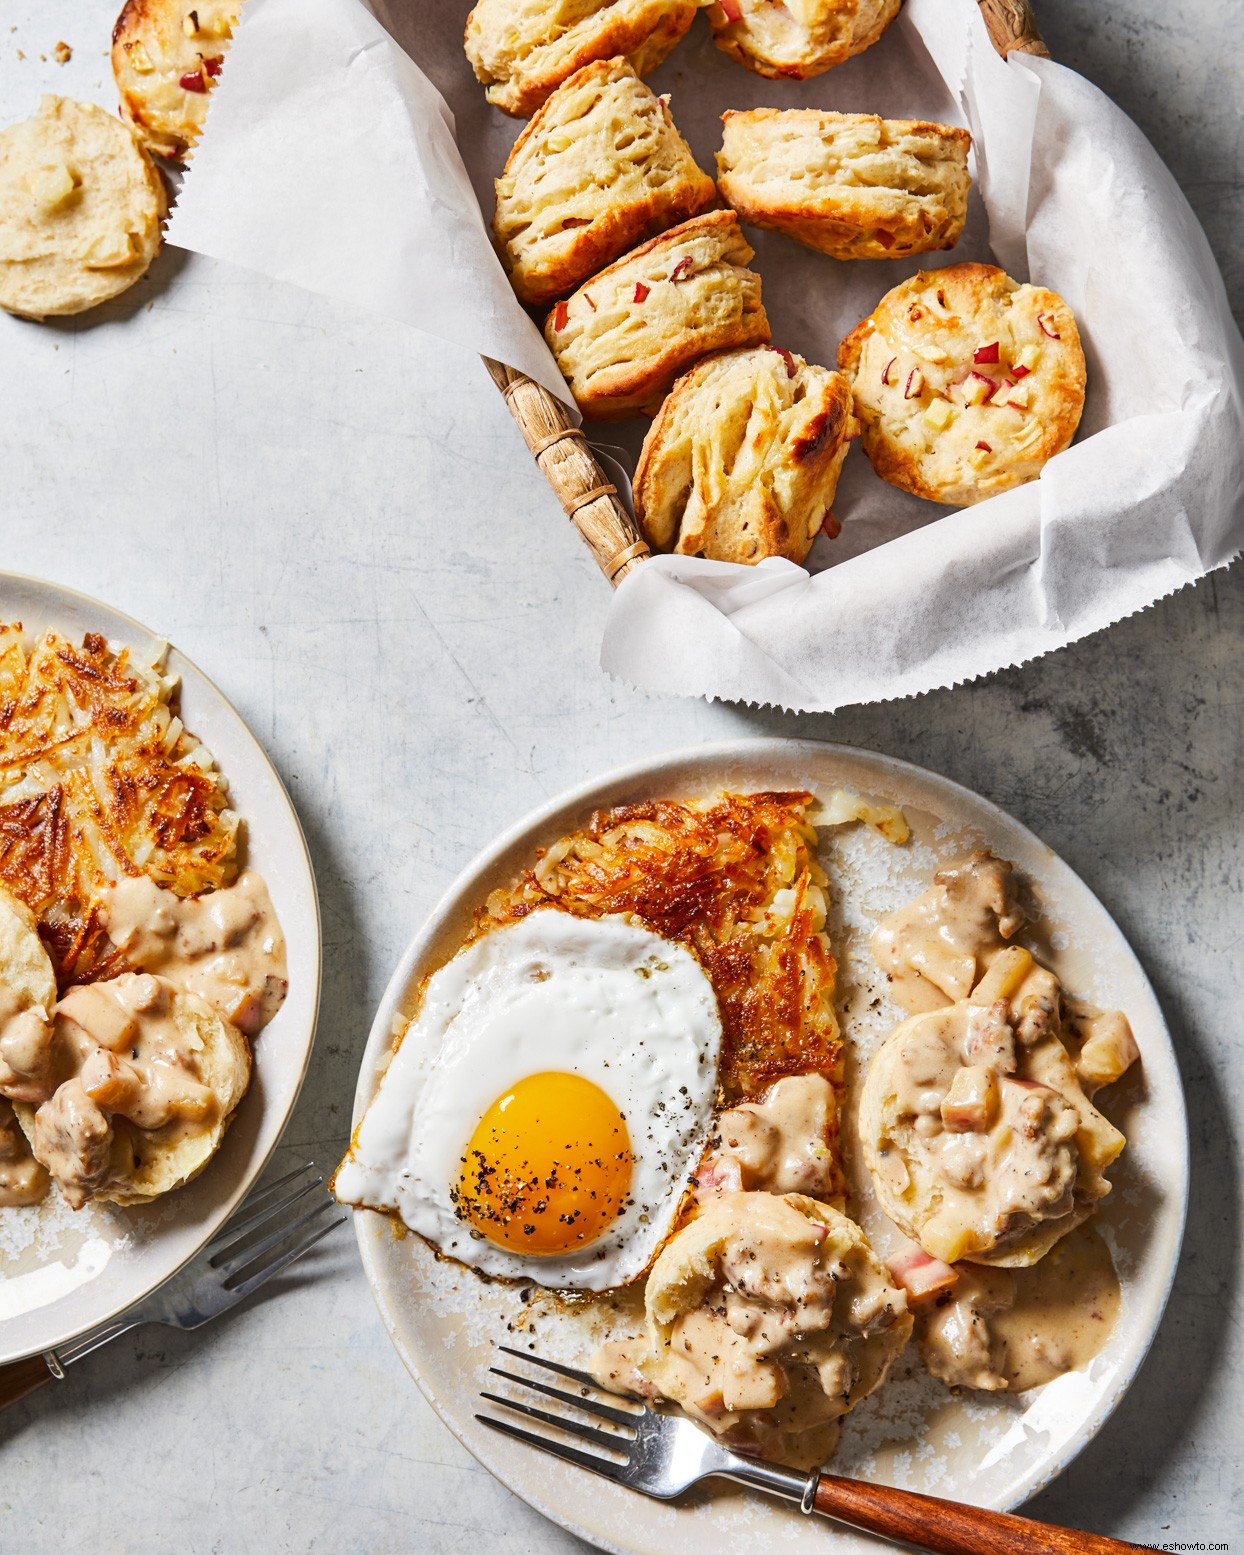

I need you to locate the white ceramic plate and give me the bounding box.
[351,738,1187,1553]
[0,572,321,1365]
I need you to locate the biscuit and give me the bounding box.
[706,0,900,78]
[717,108,971,261]
[594,1192,911,1468]
[0,96,166,320]
[15,974,251,1209]
[465,0,698,119]
[838,263,1086,506]
[544,210,770,421]
[635,345,853,563]
[495,58,716,308]
[858,952,1125,1268]
[112,0,239,160]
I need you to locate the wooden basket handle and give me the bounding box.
[482,358,651,585]
[482,0,1046,586]
[977,0,1050,58]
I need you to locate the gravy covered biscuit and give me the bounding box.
[465,0,698,119]
[706,0,900,79]
[593,1192,911,1467]
[0,96,166,320]
[635,345,853,563]
[861,855,1138,1268]
[544,210,770,420]
[839,262,1086,506]
[494,58,716,307]
[112,0,239,160]
[717,108,971,261]
[13,973,251,1210]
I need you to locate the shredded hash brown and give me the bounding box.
[0,622,238,984]
[476,790,841,1107]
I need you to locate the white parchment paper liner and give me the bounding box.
[168,0,1244,713]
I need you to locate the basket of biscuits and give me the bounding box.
[4,0,1242,712]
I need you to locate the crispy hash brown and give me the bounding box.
[476,790,841,1110]
[0,622,238,983]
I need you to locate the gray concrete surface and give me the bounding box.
[0,1,1240,1550]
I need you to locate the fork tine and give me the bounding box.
[489,1367,638,1428]
[225,1210,345,1300]
[213,1196,336,1280]
[479,1391,630,1453]
[476,1412,628,1483]
[497,1344,602,1390]
[209,1166,322,1255]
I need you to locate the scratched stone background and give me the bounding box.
[0,2,1241,1550]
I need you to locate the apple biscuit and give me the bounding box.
[838,263,1086,506]
[465,0,699,119]
[494,58,716,307]
[544,210,770,420]
[0,96,166,320]
[635,345,854,563]
[112,0,239,160]
[706,0,901,79]
[717,107,971,261]
[859,947,1127,1268]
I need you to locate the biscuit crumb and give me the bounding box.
[54,40,72,64]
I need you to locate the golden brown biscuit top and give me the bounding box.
[112,0,239,159]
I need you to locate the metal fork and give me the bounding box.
[1,1162,344,1411]
[479,1347,1147,1555]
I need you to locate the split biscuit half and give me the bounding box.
[0,96,166,320]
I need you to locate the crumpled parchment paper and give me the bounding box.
[167,0,1244,712]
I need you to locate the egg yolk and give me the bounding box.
[455,1071,633,1256]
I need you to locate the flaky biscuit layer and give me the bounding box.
[465,0,698,118]
[718,107,970,261]
[636,345,853,563]
[544,210,770,420]
[495,57,715,307]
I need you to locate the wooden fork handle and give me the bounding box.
[813,1472,1146,1555]
[0,1353,57,1411]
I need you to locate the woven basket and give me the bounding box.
[484,0,1048,585]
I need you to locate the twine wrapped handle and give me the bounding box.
[482,358,651,584]
[481,0,1046,586]
[977,0,1050,57]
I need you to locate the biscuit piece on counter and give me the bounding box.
[465,0,699,118]
[838,263,1086,507]
[636,345,853,564]
[0,96,166,320]
[494,58,716,307]
[718,108,971,261]
[112,0,239,160]
[706,0,901,79]
[544,210,770,421]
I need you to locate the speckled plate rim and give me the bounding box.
[0,571,322,1365]
[350,737,1188,1552]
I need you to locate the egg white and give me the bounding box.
[335,909,723,1289]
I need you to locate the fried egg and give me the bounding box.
[334,909,723,1290]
